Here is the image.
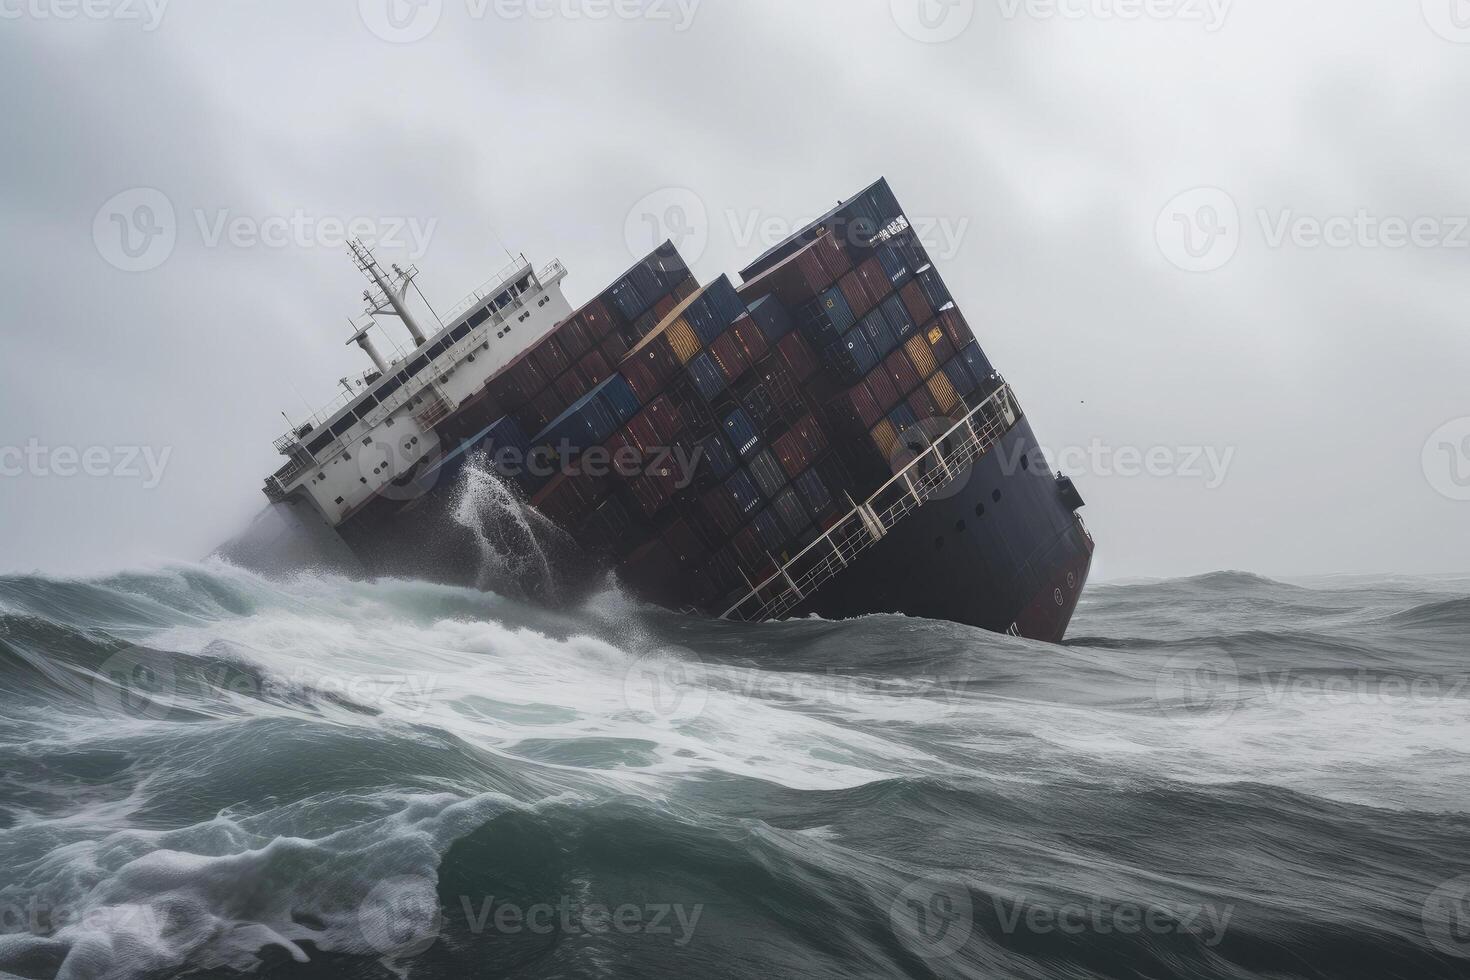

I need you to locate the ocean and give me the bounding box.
[1,562,1468,979]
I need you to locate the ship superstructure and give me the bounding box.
[251,179,1094,641]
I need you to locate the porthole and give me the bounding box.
[975,503,986,517]
[955,520,966,533]
[992,489,1002,503]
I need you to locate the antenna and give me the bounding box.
[348,238,428,347]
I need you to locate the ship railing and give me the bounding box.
[441,255,533,324]
[721,384,1022,623]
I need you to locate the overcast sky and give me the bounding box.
[1,0,1467,582]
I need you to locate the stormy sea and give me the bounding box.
[2,558,1468,979]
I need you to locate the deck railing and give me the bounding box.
[721,382,1021,623]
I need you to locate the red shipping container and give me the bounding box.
[622,343,677,402]
[908,386,941,422]
[838,270,872,321]
[558,316,595,359]
[939,308,973,350]
[581,298,614,340]
[532,334,572,379]
[730,316,769,364]
[654,293,678,322]
[528,386,567,433]
[865,364,900,412]
[776,332,817,382]
[884,348,922,396]
[554,366,591,407]
[709,332,751,382]
[644,394,683,444]
[793,414,829,457]
[814,232,851,281]
[701,485,743,537]
[600,331,630,363]
[625,413,660,457]
[632,307,660,339]
[837,381,883,430]
[577,349,612,387]
[900,280,933,328]
[773,430,810,478]
[795,244,834,297]
[857,257,890,309]
[928,327,955,368]
[628,470,674,518]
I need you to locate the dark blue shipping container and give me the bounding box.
[751,508,786,552]
[917,266,951,310]
[687,352,727,402]
[645,246,688,291]
[689,277,746,346]
[610,277,650,321]
[706,276,748,326]
[685,294,720,345]
[699,433,738,481]
[960,341,994,383]
[598,373,641,423]
[799,298,846,350]
[748,449,788,499]
[888,404,920,437]
[467,415,530,459]
[536,384,618,453]
[875,243,913,288]
[773,488,810,538]
[825,328,880,383]
[818,285,856,334]
[881,293,915,340]
[746,295,795,342]
[794,468,833,517]
[860,307,897,357]
[723,408,762,458]
[726,470,764,517]
[943,357,978,398]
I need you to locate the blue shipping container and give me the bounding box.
[751,508,786,552]
[960,341,994,382]
[943,357,978,398]
[537,385,618,453]
[794,468,832,517]
[747,295,795,342]
[917,266,951,310]
[687,352,728,402]
[773,488,810,538]
[881,294,915,340]
[860,307,897,357]
[875,243,913,288]
[748,449,788,499]
[888,404,920,436]
[825,328,880,383]
[726,470,764,516]
[723,408,762,458]
[598,373,641,423]
[700,433,738,481]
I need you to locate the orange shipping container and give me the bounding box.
[904,334,938,379]
[870,419,899,461]
[927,372,960,414]
[667,317,701,363]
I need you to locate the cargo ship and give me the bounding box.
[234,179,1094,641]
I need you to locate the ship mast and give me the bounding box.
[348,237,428,347]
